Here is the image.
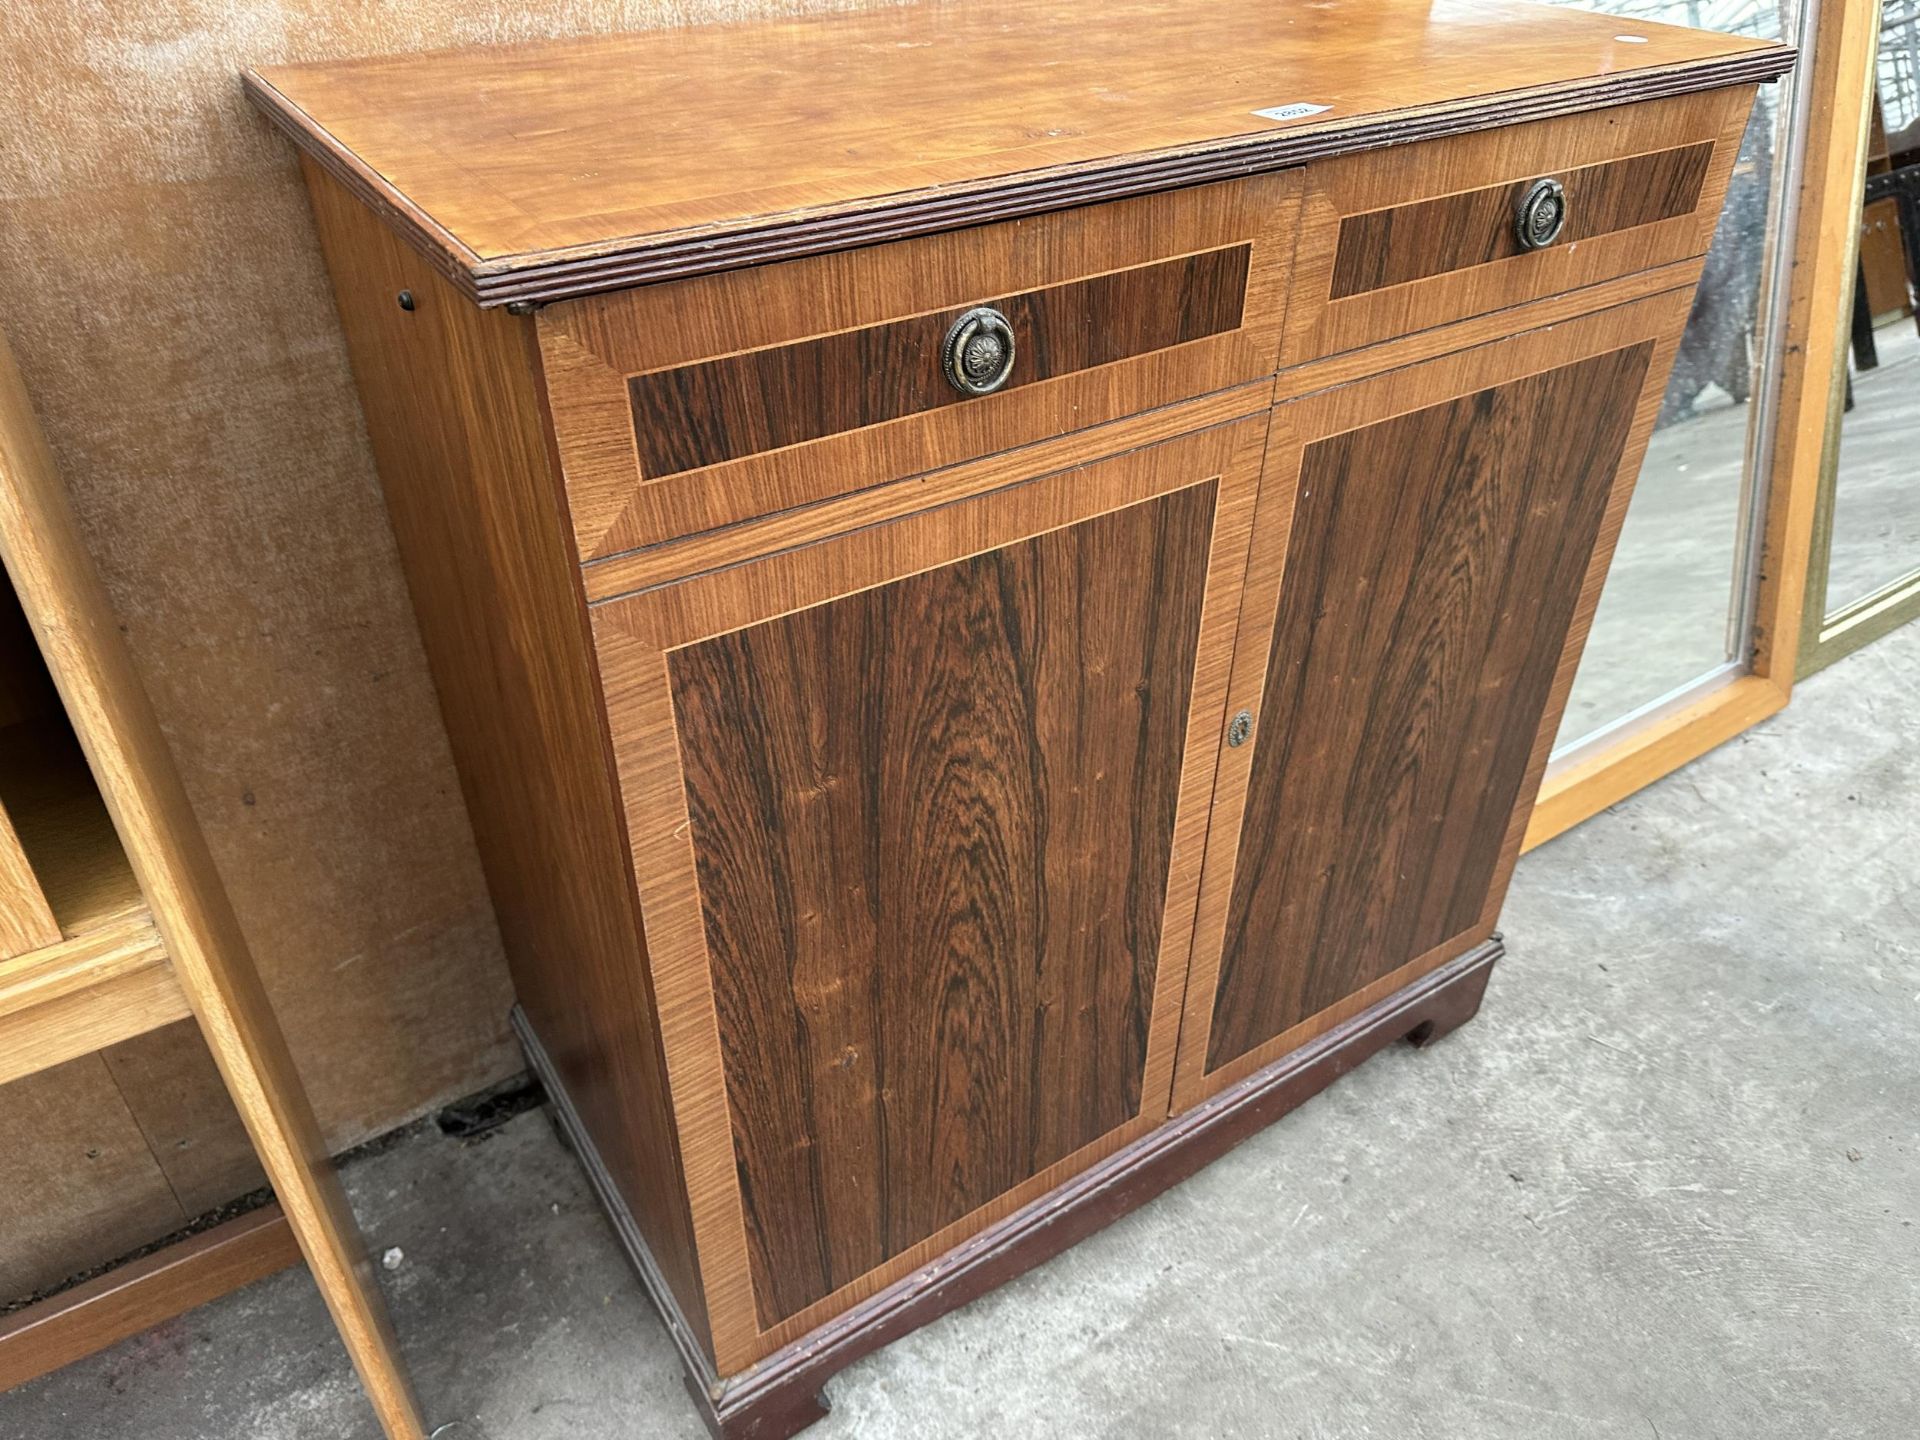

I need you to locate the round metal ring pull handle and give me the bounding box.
[1514,177,1569,252]
[942,306,1018,396]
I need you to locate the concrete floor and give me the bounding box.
[5,627,1917,1440]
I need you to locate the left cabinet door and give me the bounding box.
[589,413,1268,1373]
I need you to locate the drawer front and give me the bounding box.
[590,414,1268,1370]
[1281,86,1753,369]
[538,175,1297,563]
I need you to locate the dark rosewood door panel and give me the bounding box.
[1175,290,1690,1108]
[591,414,1267,1371]
[1208,342,1647,1068]
[670,485,1212,1327]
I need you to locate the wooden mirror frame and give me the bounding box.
[1525,0,1884,848]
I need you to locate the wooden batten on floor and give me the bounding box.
[0,1206,301,1392]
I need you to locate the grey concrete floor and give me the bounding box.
[5,625,1918,1440]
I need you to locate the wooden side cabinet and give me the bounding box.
[244,3,1793,1434]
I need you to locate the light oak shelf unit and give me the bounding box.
[0,330,425,1436]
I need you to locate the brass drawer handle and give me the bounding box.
[942,306,1017,395]
[1514,177,1569,252]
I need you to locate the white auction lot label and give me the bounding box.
[1251,102,1332,121]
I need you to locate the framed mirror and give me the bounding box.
[1800,0,1920,675]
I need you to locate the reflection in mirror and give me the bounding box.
[1545,0,1799,754]
[1825,1,1920,616]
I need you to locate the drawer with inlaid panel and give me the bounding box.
[1282,86,1755,371]
[535,175,1298,564]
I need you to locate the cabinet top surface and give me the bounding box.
[246,0,1790,306]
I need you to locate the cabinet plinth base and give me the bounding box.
[512,935,1501,1440]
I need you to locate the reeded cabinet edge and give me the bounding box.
[243,0,1790,305]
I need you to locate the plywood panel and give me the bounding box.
[102,1022,266,1218]
[0,799,58,961]
[0,1056,184,1300]
[0,0,746,1291]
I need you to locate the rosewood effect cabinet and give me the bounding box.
[246,4,1793,1434]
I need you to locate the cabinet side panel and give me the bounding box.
[1207,342,1651,1072]
[667,484,1215,1327]
[299,162,710,1352]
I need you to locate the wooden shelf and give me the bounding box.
[0,720,188,1084]
[0,917,184,1086]
[1,720,145,937]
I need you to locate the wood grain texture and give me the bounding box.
[525,944,1498,1440]
[0,797,58,959]
[593,414,1265,1370]
[1271,256,1704,403]
[0,1204,299,1392]
[1284,87,1756,368]
[298,158,710,1363]
[242,0,1789,304]
[1526,671,1787,850]
[1330,141,1713,298]
[631,247,1248,479]
[1759,0,1883,683]
[670,484,1214,1326]
[0,919,186,1087]
[544,177,1294,562]
[247,2,1783,1406]
[1530,0,1879,854]
[1175,287,1693,1108]
[1204,343,1649,1073]
[0,326,424,1436]
[0,719,145,937]
[100,1023,268,1218]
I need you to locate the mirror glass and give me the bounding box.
[1543,0,1801,754]
[1824,2,1920,617]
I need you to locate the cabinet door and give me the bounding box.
[590,415,1265,1372]
[1173,289,1691,1109]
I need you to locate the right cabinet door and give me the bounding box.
[1173,289,1692,1108]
